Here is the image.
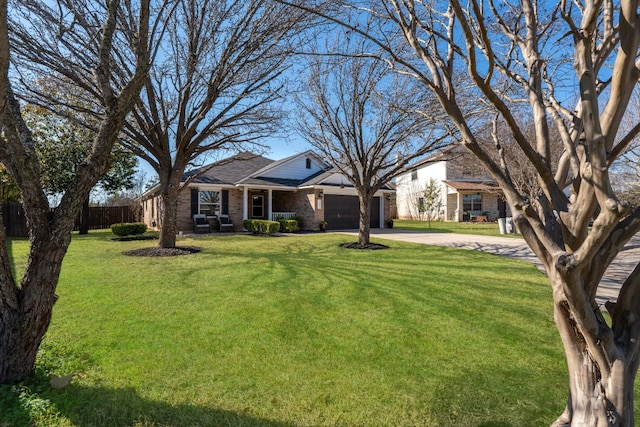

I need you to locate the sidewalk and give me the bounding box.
[346,228,640,306]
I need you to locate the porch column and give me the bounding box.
[456,192,461,222]
[379,194,385,228]
[242,186,248,220]
[267,189,273,221]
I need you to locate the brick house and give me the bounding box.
[140,151,394,232]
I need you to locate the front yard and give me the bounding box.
[3,231,570,425]
[393,219,521,237]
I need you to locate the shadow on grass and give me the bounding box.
[1,380,293,427]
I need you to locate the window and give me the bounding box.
[463,194,482,212]
[411,170,418,180]
[252,195,264,218]
[417,197,425,213]
[199,190,221,216]
[305,158,312,169]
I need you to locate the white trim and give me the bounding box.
[243,186,248,220]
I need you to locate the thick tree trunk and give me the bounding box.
[551,282,638,426]
[0,290,55,382]
[157,189,179,248]
[0,240,68,382]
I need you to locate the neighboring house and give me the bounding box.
[395,145,508,222]
[140,151,394,232]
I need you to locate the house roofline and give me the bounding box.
[236,183,299,191]
[237,150,330,184]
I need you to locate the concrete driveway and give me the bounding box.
[344,228,640,306]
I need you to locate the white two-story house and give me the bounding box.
[395,145,508,222]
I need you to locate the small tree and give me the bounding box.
[23,102,138,232]
[422,178,442,228]
[295,29,451,247]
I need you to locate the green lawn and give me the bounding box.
[393,219,521,237]
[2,231,568,426]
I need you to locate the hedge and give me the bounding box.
[243,219,280,235]
[276,218,299,233]
[111,222,148,237]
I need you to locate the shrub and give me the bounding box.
[243,219,280,235]
[275,217,299,233]
[281,220,299,233]
[111,222,148,237]
[291,215,303,229]
[242,219,255,233]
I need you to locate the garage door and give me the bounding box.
[324,195,380,230]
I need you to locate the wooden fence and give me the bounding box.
[2,203,137,237]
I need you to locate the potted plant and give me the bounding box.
[319,220,328,232]
[386,218,394,229]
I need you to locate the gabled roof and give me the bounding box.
[183,152,273,186]
[150,150,395,192]
[300,169,395,190]
[237,150,332,188]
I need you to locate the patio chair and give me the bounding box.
[218,214,234,232]
[193,214,210,233]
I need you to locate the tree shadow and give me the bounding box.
[1,380,294,427]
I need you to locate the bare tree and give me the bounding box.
[121,0,309,248]
[280,0,640,423]
[421,178,442,227]
[295,38,451,246]
[0,0,154,383]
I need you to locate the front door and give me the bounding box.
[252,195,264,218]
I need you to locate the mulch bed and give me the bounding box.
[123,246,202,257]
[340,242,390,250]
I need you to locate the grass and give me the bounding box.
[393,219,521,237]
[1,230,571,426]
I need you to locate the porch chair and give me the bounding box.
[192,214,210,233]
[218,214,234,232]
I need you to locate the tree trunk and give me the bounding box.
[157,189,179,248]
[0,290,55,382]
[551,284,638,426]
[357,192,372,246]
[78,195,90,235]
[0,240,68,382]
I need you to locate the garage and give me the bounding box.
[324,195,380,230]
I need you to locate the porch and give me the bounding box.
[241,187,319,230]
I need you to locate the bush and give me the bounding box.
[243,219,280,235]
[281,219,299,233]
[275,216,299,233]
[111,222,148,237]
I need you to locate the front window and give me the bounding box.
[199,190,221,216]
[463,194,482,212]
[252,195,264,218]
